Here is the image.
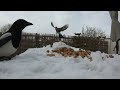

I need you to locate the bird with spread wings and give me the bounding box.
[51,22,69,39]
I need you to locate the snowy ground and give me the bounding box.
[0,42,120,79]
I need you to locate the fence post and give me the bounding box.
[35,33,40,48]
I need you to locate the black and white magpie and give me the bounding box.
[113,38,120,54]
[51,22,69,39]
[0,19,33,60]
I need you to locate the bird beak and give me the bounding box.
[28,22,33,26]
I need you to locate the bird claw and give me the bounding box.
[0,57,12,61]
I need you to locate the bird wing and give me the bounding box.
[60,24,69,31]
[0,33,12,47]
[51,22,55,28]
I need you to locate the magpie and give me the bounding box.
[0,19,33,61]
[51,22,69,39]
[113,38,120,54]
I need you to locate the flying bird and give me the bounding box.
[0,19,33,61]
[51,22,69,39]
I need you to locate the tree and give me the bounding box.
[109,11,120,42]
[0,24,12,34]
[81,25,106,38]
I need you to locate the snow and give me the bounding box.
[1,41,120,79]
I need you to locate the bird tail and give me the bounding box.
[57,33,64,41]
[58,33,64,38]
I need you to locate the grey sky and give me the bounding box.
[0,11,119,36]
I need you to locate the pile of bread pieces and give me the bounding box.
[46,47,114,61]
[47,47,91,59]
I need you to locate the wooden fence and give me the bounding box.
[14,33,108,55]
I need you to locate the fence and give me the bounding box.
[14,33,108,55]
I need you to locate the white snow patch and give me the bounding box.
[0,42,120,79]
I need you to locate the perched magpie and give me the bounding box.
[113,38,120,54]
[51,22,69,39]
[0,19,33,60]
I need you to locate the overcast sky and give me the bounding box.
[0,11,120,36]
